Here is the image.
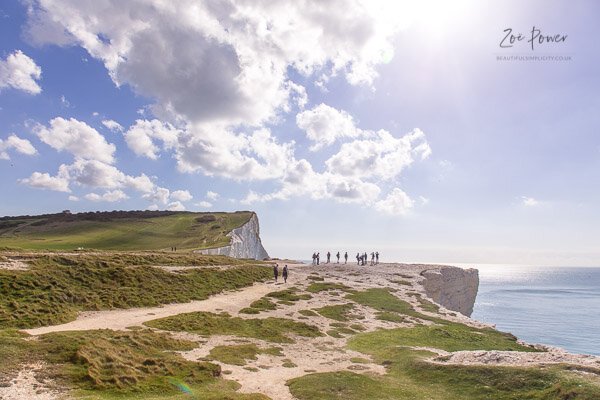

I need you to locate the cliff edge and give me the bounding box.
[420,266,479,316]
[195,213,269,260]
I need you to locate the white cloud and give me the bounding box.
[101,119,123,132]
[166,201,185,211]
[325,128,430,180]
[522,196,539,207]
[206,191,219,201]
[124,119,179,159]
[0,134,37,160]
[84,189,128,202]
[175,126,296,180]
[147,204,159,211]
[19,172,70,192]
[68,195,79,201]
[0,50,42,94]
[375,188,414,216]
[22,159,157,196]
[35,117,116,164]
[143,187,170,205]
[171,190,193,202]
[22,1,430,213]
[419,195,430,205]
[123,174,154,193]
[296,104,363,150]
[24,0,407,176]
[196,201,212,208]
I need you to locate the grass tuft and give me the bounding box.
[145,311,322,343]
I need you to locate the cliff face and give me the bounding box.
[195,213,269,260]
[420,266,479,316]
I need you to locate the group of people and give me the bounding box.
[311,251,379,266]
[273,264,289,283]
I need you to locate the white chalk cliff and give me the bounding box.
[420,266,479,316]
[195,213,269,260]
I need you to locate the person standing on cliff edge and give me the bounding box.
[273,264,279,282]
[326,251,331,263]
[344,252,348,264]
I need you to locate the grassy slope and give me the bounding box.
[0,253,271,329]
[0,211,253,251]
[0,328,269,399]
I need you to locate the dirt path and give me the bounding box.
[23,281,279,335]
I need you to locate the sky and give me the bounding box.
[1,0,599,266]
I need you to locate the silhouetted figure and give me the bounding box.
[312,253,316,265]
[326,251,331,263]
[282,265,288,283]
[371,252,375,266]
[273,264,279,282]
[363,252,368,266]
[356,253,360,265]
[316,252,320,265]
[344,252,348,264]
[375,252,379,264]
[336,252,340,263]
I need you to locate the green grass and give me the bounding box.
[0,253,270,329]
[314,303,355,322]
[376,311,406,323]
[346,288,419,318]
[209,344,283,366]
[145,311,323,343]
[298,310,318,317]
[0,211,255,251]
[306,282,351,293]
[266,287,312,302]
[240,298,278,314]
[0,328,270,399]
[288,325,600,400]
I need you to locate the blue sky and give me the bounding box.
[1,0,599,265]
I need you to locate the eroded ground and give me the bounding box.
[1,254,599,399]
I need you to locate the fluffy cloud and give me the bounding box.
[175,126,296,180]
[196,201,212,208]
[34,117,116,164]
[0,134,37,160]
[242,116,430,213]
[84,189,129,202]
[206,191,219,201]
[22,159,157,195]
[296,104,363,150]
[19,172,70,192]
[142,187,170,205]
[374,188,414,216]
[0,50,42,94]
[22,1,429,215]
[166,201,185,211]
[170,190,193,202]
[124,119,179,159]
[101,119,123,132]
[25,1,403,125]
[325,128,430,180]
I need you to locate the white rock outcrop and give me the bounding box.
[420,266,479,316]
[195,213,269,260]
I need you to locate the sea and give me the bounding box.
[471,265,600,356]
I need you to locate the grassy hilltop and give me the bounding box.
[0,210,254,251]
